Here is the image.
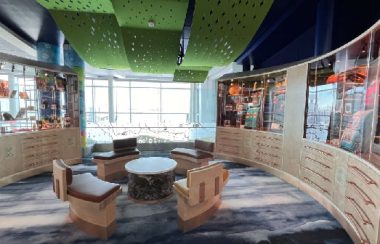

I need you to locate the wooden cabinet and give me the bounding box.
[344,156,380,244]
[215,127,243,155]
[0,128,81,186]
[300,141,336,199]
[215,127,283,169]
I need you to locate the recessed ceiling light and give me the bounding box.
[148,20,155,28]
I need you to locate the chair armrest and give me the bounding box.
[173,179,189,199]
[223,169,229,186]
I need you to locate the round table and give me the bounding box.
[125,157,177,202]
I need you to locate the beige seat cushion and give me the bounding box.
[68,173,120,202]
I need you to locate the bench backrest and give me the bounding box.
[194,140,214,153]
[113,137,137,152]
[52,159,72,202]
[186,163,224,206]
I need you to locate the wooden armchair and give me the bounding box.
[173,162,229,232]
[53,159,122,239]
[92,137,140,181]
[171,140,214,174]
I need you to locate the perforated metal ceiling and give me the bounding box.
[37,0,114,13]
[113,0,188,73]
[50,11,129,69]
[36,0,273,81]
[182,0,273,67]
[173,66,210,82]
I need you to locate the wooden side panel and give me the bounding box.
[282,64,308,177]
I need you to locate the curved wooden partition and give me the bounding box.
[0,128,82,186]
[216,20,380,244]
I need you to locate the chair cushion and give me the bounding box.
[54,159,72,185]
[113,138,137,152]
[93,148,140,160]
[171,148,213,159]
[67,173,120,202]
[194,140,214,153]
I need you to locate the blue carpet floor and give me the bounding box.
[0,154,352,243]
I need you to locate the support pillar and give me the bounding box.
[64,45,86,154]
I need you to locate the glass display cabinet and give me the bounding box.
[0,62,79,133]
[217,71,287,133]
[304,26,380,165]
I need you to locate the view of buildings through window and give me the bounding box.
[85,79,215,144]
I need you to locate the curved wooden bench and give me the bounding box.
[53,159,122,239]
[171,140,214,174]
[173,162,229,232]
[93,138,140,181]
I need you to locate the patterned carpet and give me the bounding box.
[0,154,352,244]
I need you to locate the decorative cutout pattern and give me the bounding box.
[173,66,210,82]
[51,11,129,69]
[36,0,114,14]
[112,0,188,30]
[122,28,181,73]
[114,0,188,73]
[182,0,273,67]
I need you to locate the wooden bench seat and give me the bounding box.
[92,138,140,181]
[53,159,122,239]
[171,140,214,174]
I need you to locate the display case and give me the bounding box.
[304,26,380,165]
[0,61,79,133]
[217,71,287,133]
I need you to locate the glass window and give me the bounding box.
[161,89,190,113]
[161,82,191,88]
[161,114,188,124]
[131,113,160,125]
[114,87,130,113]
[130,81,160,88]
[93,87,109,112]
[113,80,130,87]
[130,88,160,113]
[92,80,108,86]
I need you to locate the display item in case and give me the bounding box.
[218,72,287,133]
[19,92,29,100]
[3,112,14,121]
[0,80,9,97]
[304,29,380,163]
[9,90,17,98]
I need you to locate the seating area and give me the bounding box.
[52,159,122,239]
[92,138,140,181]
[171,140,215,174]
[173,162,229,232]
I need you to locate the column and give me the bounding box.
[63,45,86,154]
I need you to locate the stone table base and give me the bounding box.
[127,171,175,201]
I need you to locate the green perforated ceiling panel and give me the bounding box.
[173,66,210,83]
[51,11,129,69]
[36,0,114,13]
[121,28,180,73]
[113,0,188,74]
[182,0,273,67]
[112,0,188,30]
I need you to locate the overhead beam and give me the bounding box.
[0,22,36,58]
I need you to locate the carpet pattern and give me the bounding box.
[0,155,352,244]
